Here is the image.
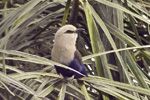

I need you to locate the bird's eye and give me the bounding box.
[65,30,74,33]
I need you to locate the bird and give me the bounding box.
[51,24,88,79]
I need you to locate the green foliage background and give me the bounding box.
[0,0,150,100]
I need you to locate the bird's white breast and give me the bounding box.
[51,34,77,65]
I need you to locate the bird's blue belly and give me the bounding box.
[55,58,88,79]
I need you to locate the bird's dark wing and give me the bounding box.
[68,50,88,78]
[74,50,83,66]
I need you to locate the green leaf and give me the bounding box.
[58,82,67,100]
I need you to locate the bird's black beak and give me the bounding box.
[75,28,85,33]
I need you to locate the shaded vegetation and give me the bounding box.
[0,0,150,100]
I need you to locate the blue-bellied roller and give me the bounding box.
[51,25,88,79]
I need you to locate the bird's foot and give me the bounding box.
[63,75,75,84]
[59,74,64,79]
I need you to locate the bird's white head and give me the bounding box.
[55,25,76,37]
[54,24,84,45]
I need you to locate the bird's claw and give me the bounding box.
[63,75,75,84]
